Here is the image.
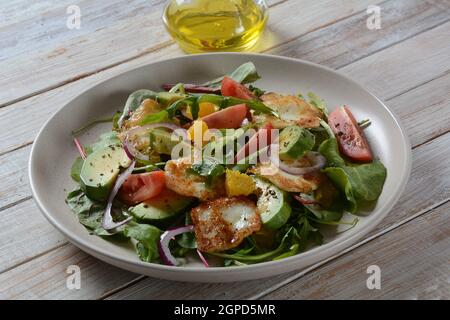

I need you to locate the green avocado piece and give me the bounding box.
[253,177,292,229]
[80,145,131,202]
[130,189,194,227]
[149,128,179,155]
[278,126,315,160]
[156,92,187,107]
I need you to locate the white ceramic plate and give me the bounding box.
[29,53,411,282]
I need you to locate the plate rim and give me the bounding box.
[28,52,412,276]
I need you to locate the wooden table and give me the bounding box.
[0,0,449,300]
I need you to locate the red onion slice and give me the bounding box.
[124,123,185,161]
[73,137,86,159]
[102,160,136,231]
[196,249,209,268]
[162,83,221,94]
[271,151,326,175]
[158,225,195,266]
[294,194,318,205]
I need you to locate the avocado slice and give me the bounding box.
[80,145,131,202]
[130,189,194,227]
[157,92,187,107]
[278,126,315,160]
[254,177,292,229]
[149,128,180,155]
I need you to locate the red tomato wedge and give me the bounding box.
[328,106,373,162]
[119,171,166,205]
[221,76,255,100]
[235,123,274,163]
[201,103,248,129]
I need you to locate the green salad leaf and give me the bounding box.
[308,92,328,117]
[189,158,226,181]
[319,138,387,213]
[210,227,295,263]
[124,222,162,262]
[66,189,108,234]
[118,89,158,126]
[70,157,84,182]
[202,62,260,88]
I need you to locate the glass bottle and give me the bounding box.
[162,0,269,53]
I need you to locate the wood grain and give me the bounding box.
[0,244,138,300]
[261,200,450,300]
[1,0,448,156]
[267,0,450,69]
[0,0,384,107]
[0,0,449,300]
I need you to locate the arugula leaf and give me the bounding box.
[190,158,226,179]
[308,92,328,117]
[163,94,278,120]
[197,94,278,117]
[211,228,295,263]
[124,222,162,262]
[118,89,158,126]
[140,110,169,125]
[70,157,84,182]
[202,62,260,88]
[176,214,197,249]
[66,189,105,231]
[249,85,265,97]
[112,111,122,130]
[319,138,387,213]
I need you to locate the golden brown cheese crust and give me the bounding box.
[165,157,225,201]
[250,163,322,193]
[191,197,261,253]
[254,93,322,128]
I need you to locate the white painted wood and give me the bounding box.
[0,0,449,300]
[0,0,384,107]
[262,200,450,300]
[1,2,448,156]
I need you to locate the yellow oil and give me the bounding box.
[163,0,268,53]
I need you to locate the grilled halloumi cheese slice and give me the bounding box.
[253,93,323,129]
[191,197,261,253]
[165,157,225,201]
[251,163,322,193]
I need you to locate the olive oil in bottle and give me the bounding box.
[163,0,268,53]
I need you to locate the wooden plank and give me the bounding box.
[1,1,449,299]
[261,200,450,300]
[0,145,30,208]
[340,22,450,101]
[267,0,450,69]
[389,71,450,147]
[1,0,447,156]
[0,0,166,61]
[1,20,448,210]
[106,132,450,299]
[0,244,138,300]
[0,200,66,273]
[0,0,384,107]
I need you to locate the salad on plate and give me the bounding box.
[67,62,387,267]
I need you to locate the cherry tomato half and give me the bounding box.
[328,106,373,162]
